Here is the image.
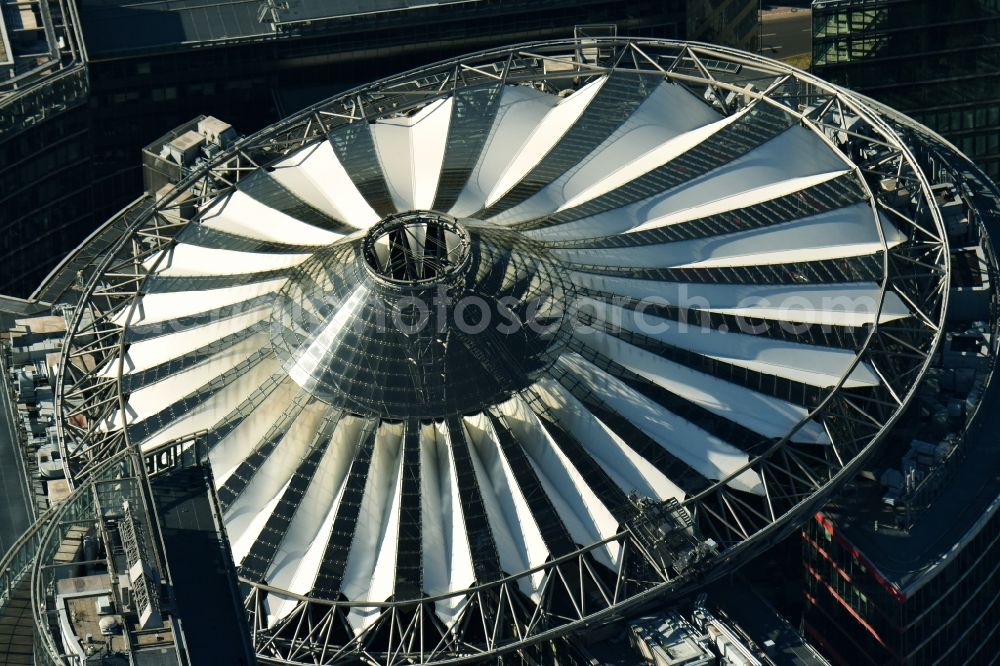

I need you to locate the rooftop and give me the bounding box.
[0,296,46,330]
[705,578,831,666]
[823,355,1000,595]
[151,467,254,664]
[0,0,88,138]
[84,63,927,620]
[827,420,1000,594]
[43,476,186,665]
[0,0,84,90]
[77,0,489,58]
[277,0,482,24]
[820,141,1000,596]
[77,0,268,55]
[619,582,832,666]
[56,574,130,658]
[810,0,865,9]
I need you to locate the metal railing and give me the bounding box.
[0,64,88,137]
[0,445,138,664]
[0,0,89,140]
[32,194,154,307]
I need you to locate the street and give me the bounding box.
[760,6,813,60]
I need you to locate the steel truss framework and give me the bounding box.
[53,39,950,664]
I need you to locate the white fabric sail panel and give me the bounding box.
[199,190,343,245]
[553,204,901,269]
[710,288,910,326]
[234,480,291,571]
[402,223,428,276]
[370,233,391,268]
[265,416,364,598]
[114,278,286,327]
[450,85,559,216]
[99,308,270,379]
[123,334,267,424]
[484,76,606,208]
[136,356,281,451]
[420,421,475,627]
[578,297,880,388]
[267,416,371,622]
[530,378,687,503]
[491,81,722,224]
[676,207,905,269]
[577,328,830,444]
[342,422,405,632]
[208,380,299,486]
[529,120,846,242]
[224,400,328,562]
[626,170,850,234]
[143,243,311,278]
[621,123,851,223]
[288,285,368,391]
[528,115,745,242]
[494,398,621,568]
[462,413,548,600]
[709,352,878,391]
[529,170,841,247]
[371,98,453,212]
[557,353,763,495]
[569,272,910,326]
[270,140,381,229]
[264,591,301,628]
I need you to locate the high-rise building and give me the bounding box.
[0,0,95,301]
[2,0,705,298]
[811,0,1000,183]
[800,100,1000,665]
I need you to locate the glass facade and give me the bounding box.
[0,0,94,298]
[0,104,92,297]
[804,510,1000,665]
[803,515,902,664]
[812,0,1000,183]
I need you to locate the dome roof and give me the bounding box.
[124,69,885,599]
[268,211,572,417]
[61,40,948,662]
